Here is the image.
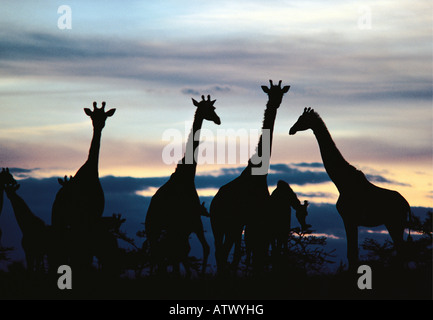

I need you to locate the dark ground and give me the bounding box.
[0,262,431,300]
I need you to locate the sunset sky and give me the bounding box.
[0,1,431,266]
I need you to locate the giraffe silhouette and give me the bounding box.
[244,180,310,271]
[289,107,411,271]
[267,180,310,256]
[48,175,73,270]
[144,95,221,276]
[210,80,290,274]
[4,180,49,272]
[93,213,125,277]
[0,168,16,243]
[51,101,115,274]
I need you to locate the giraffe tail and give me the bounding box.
[406,207,416,242]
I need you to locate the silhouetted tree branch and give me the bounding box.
[361,211,432,269]
[0,245,13,262]
[285,227,336,274]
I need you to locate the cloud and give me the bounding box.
[4,167,39,179]
[365,174,411,187]
[2,162,411,197]
[353,88,433,102]
[101,175,168,195]
[268,163,330,186]
[292,162,324,169]
[182,86,231,97]
[0,26,430,107]
[102,161,411,194]
[181,88,200,96]
[211,86,231,93]
[297,191,335,199]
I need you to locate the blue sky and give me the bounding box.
[0,1,432,269]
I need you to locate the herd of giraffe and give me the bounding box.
[0,80,412,280]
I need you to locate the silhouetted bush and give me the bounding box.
[361,211,432,269]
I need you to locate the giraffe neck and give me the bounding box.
[174,110,204,180]
[245,105,278,175]
[0,187,4,217]
[7,192,37,233]
[286,185,302,210]
[86,128,102,172]
[312,116,356,191]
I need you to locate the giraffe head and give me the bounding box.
[289,107,319,135]
[261,80,290,107]
[273,180,311,230]
[4,181,20,198]
[192,95,221,125]
[57,176,72,189]
[100,213,126,232]
[84,101,116,131]
[57,175,73,187]
[295,200,311,231]
[0,168,16,188]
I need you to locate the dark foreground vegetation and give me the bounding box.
[1,212,431,300]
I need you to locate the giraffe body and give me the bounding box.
[289,108,410,270]
[266,180,310,254]
[50,102,115,273]
[4,182,48,272]
[52,102,115,230]
[145,95,220,275]
[0,168,16,243]
[210,80,290,273]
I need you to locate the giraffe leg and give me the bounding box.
[148,239,159,275]
[244,229,253,274]
[221,232,236,272]
[22,238,35,273]
[26,253,35,273]
[252,222,269,274]
[230,232,243,272]
[35,253,43,273]
[343,219,358,273]
[182,258,192,278]
[172,261,181,276]
[386,222,405,267]
[213,229,225,273]
[244,246,252,274]
[195,231,209,275]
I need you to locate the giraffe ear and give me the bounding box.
[84,108,93,116]
[192,98,199,107]
[261,86,270,93]
[105,108,116,117]
[282,85,290,93]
